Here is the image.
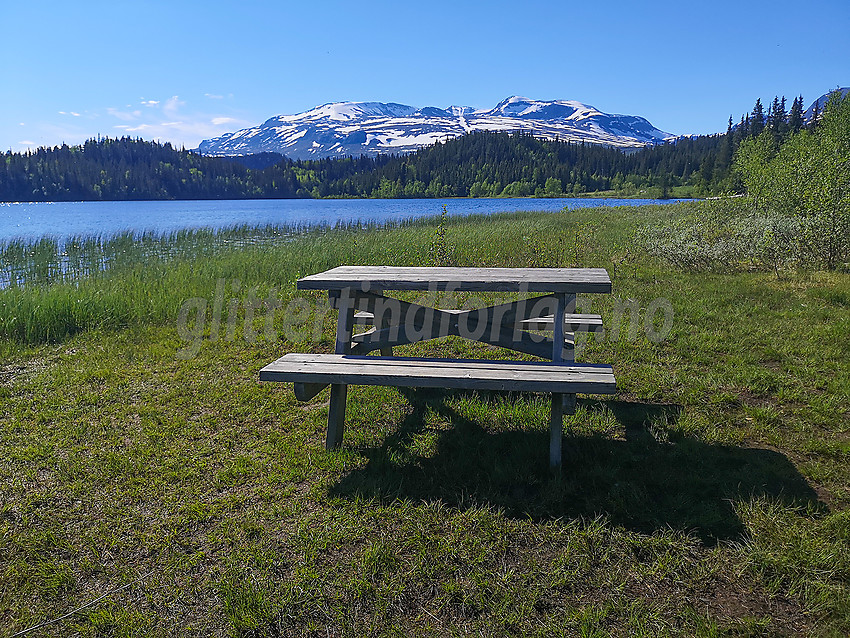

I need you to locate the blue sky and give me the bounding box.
[2,0,848,152]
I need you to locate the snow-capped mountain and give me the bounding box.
[805,87,850,120]
[198,96,676,159]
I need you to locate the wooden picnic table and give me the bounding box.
[260,266,617,468]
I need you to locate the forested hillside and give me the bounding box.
[0,138,303,201]
[0,94,812,201]
[301,131,734,198]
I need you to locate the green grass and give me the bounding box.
[1,203,849,636]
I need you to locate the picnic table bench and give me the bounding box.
[260,266,616,468]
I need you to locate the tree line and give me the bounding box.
[0,92,821,202]
[0,138,303,201]
[735,90,849,269]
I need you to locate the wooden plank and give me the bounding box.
[260,358,614,381]
[326,383,347,449]
[375,291,394,357]
[335,303,355,355]
[355,310,603,332]
[355,309,463,324]
[349,314,571,360]
[334,291,561,323]
[339,292,575,357]
[479,322,564,361]
[520,314,604,332]
[295,382,325,401]
[279,353,606,372]
[552,293,568,363]
[326,292,355,449]
[260,354,616,395]
[299,266,612,293]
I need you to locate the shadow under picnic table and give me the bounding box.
[329,389,824,543]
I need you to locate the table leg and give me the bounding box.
[327,290,354,450]
[549,293,575,469]
[374,289,394,357]
[562,294,577,414]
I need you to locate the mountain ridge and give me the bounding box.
[805,87,850,120]
[197,96,676,160]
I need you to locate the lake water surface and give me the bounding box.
[0,198,688,241]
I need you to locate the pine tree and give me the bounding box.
[810,100,820,131]
[789,95,804,132]
[768,96,780,129]
[751,99,765,136]
[740,114,751,140]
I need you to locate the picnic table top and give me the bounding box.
[297,266,612,293]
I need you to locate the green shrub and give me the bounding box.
[735,90,850,269]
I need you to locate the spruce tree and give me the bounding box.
[768,96,780,129]
[751,99,765,136]
[789,96,804,132]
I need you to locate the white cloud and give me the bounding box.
[102,95,252,147]
[107,108,142,121]
[163,96,185,118]
[10,121,104,152]
[205,93,224,100]
[14,94,252,151]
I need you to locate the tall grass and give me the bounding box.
[0,207,645,345]
[0,225,310,289]
[0,218,424,344]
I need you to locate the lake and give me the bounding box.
[0,198,688,242]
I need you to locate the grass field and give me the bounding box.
[1,204,849,636]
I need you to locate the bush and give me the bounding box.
[735,90,850,269]
[636,201,800,274]
[640,92,850,274]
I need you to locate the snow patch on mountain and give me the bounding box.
[198,96,676,160]
[805,87,850,121]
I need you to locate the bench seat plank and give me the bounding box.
[261,353,616,395]
[353,310,604,332]
[520,314,604,332]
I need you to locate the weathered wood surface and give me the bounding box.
[325,290,355,449]
[300,292,590,401]
[261,353,616,395]
[298,266,612,293]
[294,382,326,402]
[354,310,604,332]
[552,293,570,363]
[332,290,564,320]
[520,314,604,332]
[271,266,616,467]
[332,292,566,356]
[349,317,570,359]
